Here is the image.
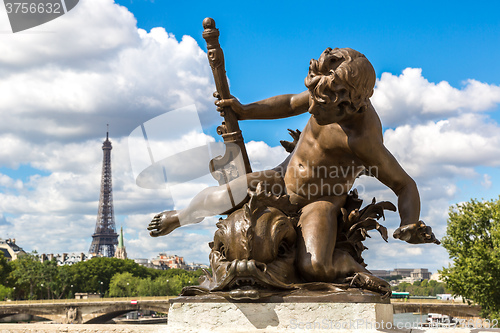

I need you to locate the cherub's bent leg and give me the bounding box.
[296,195,380,283]
[296,196,345,282]
[330,250,371,279]
[148,170,284,237]
[295,194,374,282]
[295,197,391,296]
[334,250,391,297]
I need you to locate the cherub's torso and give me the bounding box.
[284,103,382,204]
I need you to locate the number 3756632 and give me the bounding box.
[5,2,62,14]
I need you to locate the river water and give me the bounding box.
[394,312,427,326]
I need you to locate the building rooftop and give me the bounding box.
[0,238,26,261]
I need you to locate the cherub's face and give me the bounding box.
[308,86,354,125]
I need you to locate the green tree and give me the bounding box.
[167,275,187,295]
[434,284,445,295]
[69,257,154,296]
[4,253,204,300]
[149,275,171,296]
[440,197,500,319]
[108,272,140,297]
[9,252,43,299]
[39,259,59,299]
[0,284,13,300]
[0,251,11,284]
[40,260,72,299]
[392,280,449,296]
[136,277,153,296]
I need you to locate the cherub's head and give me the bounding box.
[305,48,376,124]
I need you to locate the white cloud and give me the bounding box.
[0,0,139,67]
[3,213,96,255]
[481,174,492,189]
[0,0,217,144]
[0,173,23,190]
[0,214,12,226]
[383,114,500,185]
[372,68,500,127]
[246,140,289,171]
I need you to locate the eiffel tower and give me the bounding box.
[89,128,118,257]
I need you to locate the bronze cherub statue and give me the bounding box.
[148,18,439,300]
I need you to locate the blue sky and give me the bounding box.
[115,0,500,145]
[0,0,499,273]
[115,0,500,86]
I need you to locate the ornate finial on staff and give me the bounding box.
[202,17,215,29]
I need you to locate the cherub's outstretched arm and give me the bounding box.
[364,145,439,244]
[216,90,309,120]
[351,110,439,245]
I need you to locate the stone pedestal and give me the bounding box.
[167,291,393,332]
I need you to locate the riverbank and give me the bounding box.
[1,323,500,333]
[0,324,168,333]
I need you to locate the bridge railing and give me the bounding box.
[390,298,476,305]
[0,296,174,306]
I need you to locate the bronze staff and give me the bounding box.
[202,17,252,179]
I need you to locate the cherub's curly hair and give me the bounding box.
[304,48,376,114]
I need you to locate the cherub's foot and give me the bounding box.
[147,210,181,237]
[347,272,392,299]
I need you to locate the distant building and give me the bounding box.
[40,252,88,265]
[370,269,391,277]
[134,255,208,271]
[151,253,187,269]
[134,258,151,267]
[134,258,164,269]
[410,268,431,281]
[390,268,415,277]
[114,227,127,260]
[75,293,101,300]
[186,262,210,271]
[0,238,26,261]
[370,268,433,284]
[397,276,414,284]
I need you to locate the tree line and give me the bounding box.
[0,253,203,300]
[439,197,500,320]
[391,279,450,296]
